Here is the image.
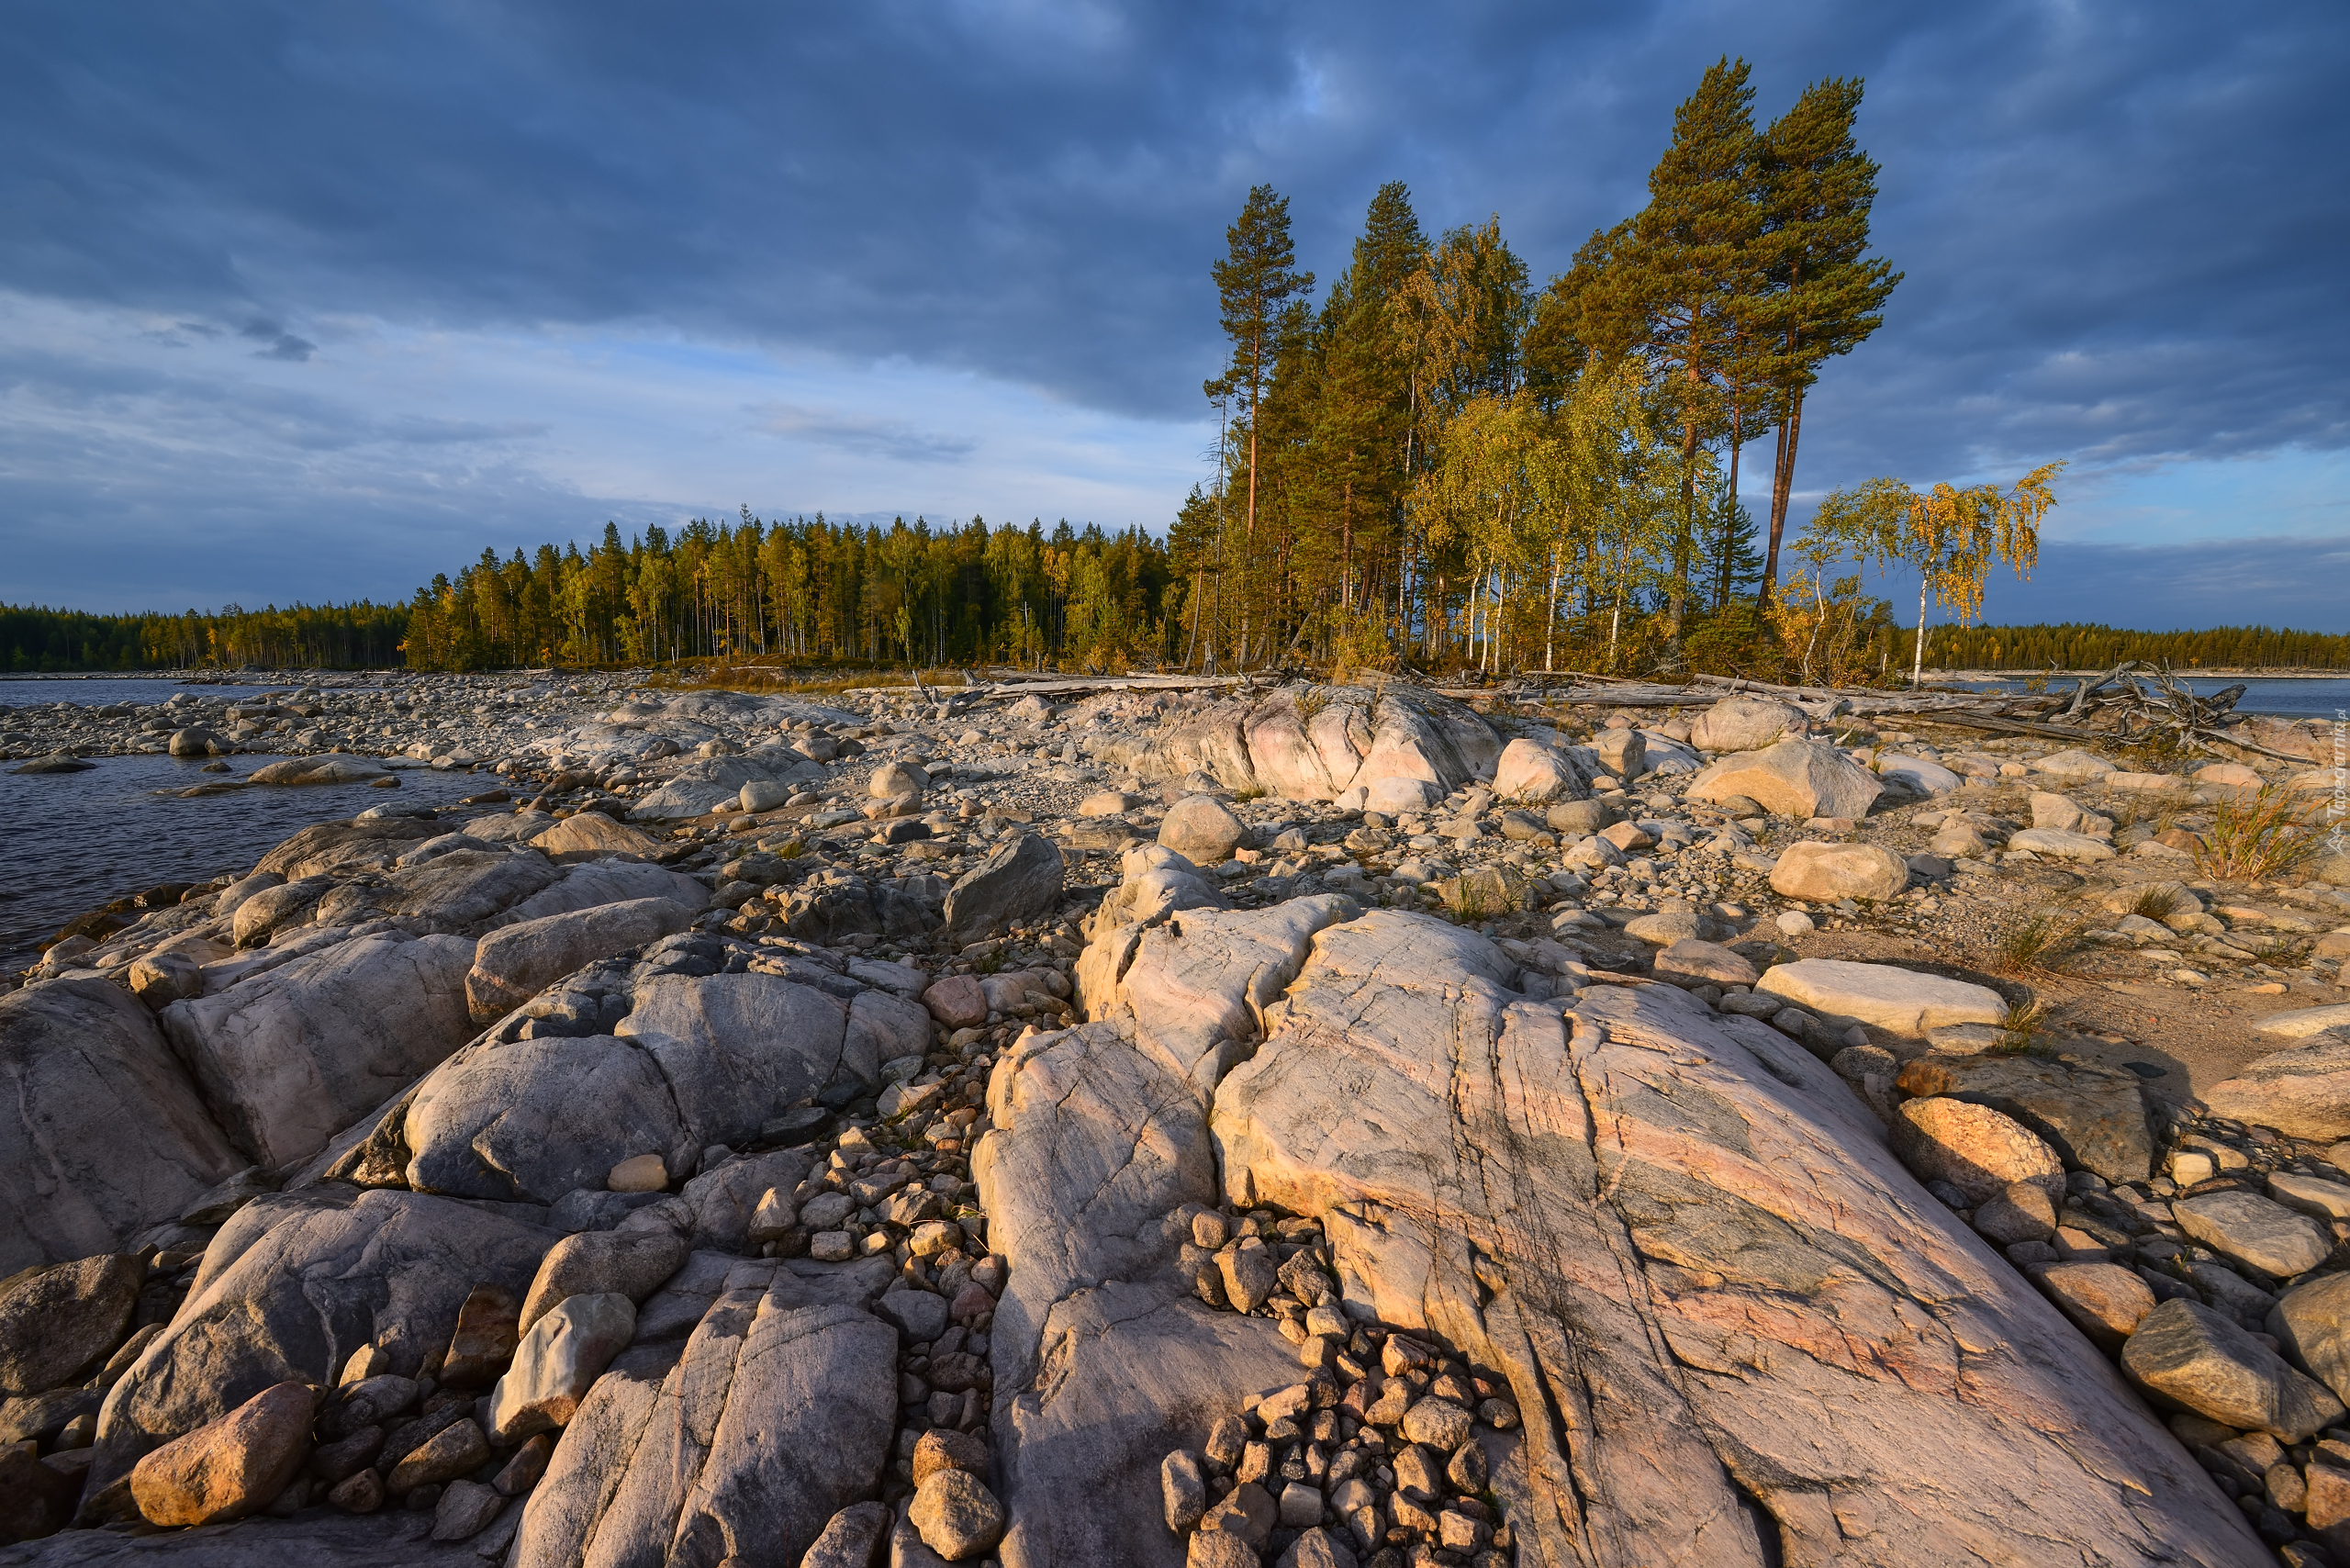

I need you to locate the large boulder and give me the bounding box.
[1081,896,1359,1098]
[2172,1191,2333,1279]
[509,1297,896,1568]
[2121,1298,2344,1441]
[2270,1273,2350,1406]
[1158,796,1247,866]
[2204,1036,2350,1141]
[86,1190,553,1498]
[159,932,476,1169]
[972,1022,1304,1568]
[128,1380,315,1527]
[1491,739,1590,803]
[2255,1003,2350,1042]
[466,897,696,1024]
[943,833,1065,945]
[1894,1054,2152,1184]
[1768,841,1910,902]
[1194,904,2254,1564]
[1890,1097,2065,1202]
[404,1036,695,1204]
[0,980,241,1276]
[1757,958,2008,1038]
[528,812,663,857]
[0,1252,146,1396]
[245,755,392,786]
[1138,685,1499,801]
[619,973,877,1138]
[312,847,568,935]
[493,859,711,926]
[252,818,442,880]
[1686,740,1884,820]
[1687,696,1807,752]
[627,756,778,822]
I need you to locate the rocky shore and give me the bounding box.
[6,675,2350,1565]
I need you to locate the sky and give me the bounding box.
[2,1,2345,629]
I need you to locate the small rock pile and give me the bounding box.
[1165,1203,1520,1568]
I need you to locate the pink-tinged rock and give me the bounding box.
[923,975,989,1029]
[129,1381,314,1527]
[1892,1096,2065,1203]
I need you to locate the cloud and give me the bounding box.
[0,1,2342,618]
[238,318,314,362]
[756,403,974,464]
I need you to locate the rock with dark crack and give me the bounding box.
[972,1018,1306,1568]
[508,1296,895,1568]
[404,1035,695,1204]
[1893,1052,2154,1184]
[0,979,241,1276]
[1178,903,2261,1566]
[1131,684,1501,801]
[84,1189,554,1504]
[159,932,476,1169]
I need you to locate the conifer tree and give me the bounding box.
[1753,77,1901,602]
[1208,185,1315,662]
[1619,57,1766,643]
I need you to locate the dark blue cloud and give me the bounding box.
[0,0,2344,615]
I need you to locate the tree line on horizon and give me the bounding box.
[4,63,2325,684]
[6,595,2347,678]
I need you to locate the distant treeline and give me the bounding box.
[1925,622,2350,672]
[0,602,408,672]
[397,513,1175,672]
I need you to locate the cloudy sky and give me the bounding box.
[3,1,2344,628]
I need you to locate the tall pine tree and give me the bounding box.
[1753,77,1900,603]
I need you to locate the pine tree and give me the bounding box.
[1753,77,1901,603]
[1619,57,1765,644]
[1209,185,1315,666]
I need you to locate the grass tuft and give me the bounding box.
[2193,782,2323,881]
[1994,997,2049,1054]
[1996,913,2087,975]
[2129,885,2182,921]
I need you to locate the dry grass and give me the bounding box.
[2192,782,2324,881]
[1995,912,2087,975]
[2129,885,2182,921]
[2252,935,2313,967]
[1994,997,2050,1054]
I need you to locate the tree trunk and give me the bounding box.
[1913,579,1930,688]
[1762,384,1804,605]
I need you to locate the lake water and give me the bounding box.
[0,754,494,977]
[1936,676,2350,720]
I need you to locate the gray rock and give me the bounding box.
[162,931,476,1169]
[319,848,568,936]
[2204,1035,2350,1143]
[1199,905,2254,1564]
[1161,1450,1206,1530]
[2173,1191,2333,1279]
[252,818,442,881]
[0,1252,145,1396]
[489,860,711,927]
[230,877,333,946]
[0,979,241,1277]
[518,1228,689,1333]
[405,1035,693,1204]
[86,1190,553,1503]
[466,897,695,1024]
[620,973,868,1143]
[0,1506,488,1564]
[801,1500,891,1568]
[2270,1272,2350,1406]
[910,1469,1004,1560]
[486,1293,634,1443]
[508,1297,895,1568]
[944,833,1066,943]
[875,1288,951,1345]
[972,1021,1308,1568]
[431,1479,507,1542]
[1158,796,1247,865]
[1893,1053,2154,1184]
[2121,1296,2346,1440]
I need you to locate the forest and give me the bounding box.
[5,61,2341,681]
